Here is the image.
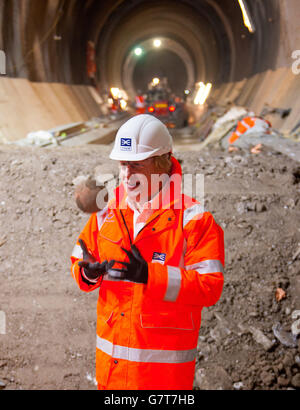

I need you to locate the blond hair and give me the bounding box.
[153,153,172,175]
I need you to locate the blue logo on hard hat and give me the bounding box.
[120,138,132,151]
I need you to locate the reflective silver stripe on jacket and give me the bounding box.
[71,264,76,279]
[164,266,181,302]
[96,336,197,364]
[185,259,224,275]
[71,244,83,259]
[183,204,205,228]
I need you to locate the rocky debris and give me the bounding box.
[292,311,300,320]
[275,288,287,302]
[248,326,276,351]
[194,366,233,390]
[272,323,298,348]
[233,381,244,390]
[291,373,300,388]
[291,319,300,337]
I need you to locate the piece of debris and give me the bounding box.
[248,326,275,351]
[291,319,300,337]
[228,146,239,153]
[194,366,233,390]
[233,381,244,390]
[291,310,300,320]
[272,322,298,348]
[197,106,248,149]
[292,244,300,261]
[86,372,97,386]
[25,130,59,146]
[260,105,291,119]
[275,287,287,302]
[255,202,267,213]
[72,175,89,187]
[251,143,263,154]
[0,238,6,247]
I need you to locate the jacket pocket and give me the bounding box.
[99,231,123,244]
[99,310,113,325]
[98,218,123,244]
[140,311,195,331]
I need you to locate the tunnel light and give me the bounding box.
[238,0,255,33]
[120,99,128,110]
[194,82,205,105]
[184,90,190,95]
[194,82,212,105]
[153,39,162,48]
[110,87,120,99]
[118,89,129,101]
[134,47,143,56]
[110,88,128,102]
[152,77,160,86]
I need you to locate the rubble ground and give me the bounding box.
[0,142,299,390]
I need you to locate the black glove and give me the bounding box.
[77,238,115,282]
[110,244,148,284]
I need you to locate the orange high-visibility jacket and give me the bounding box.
[135,96,146,114]
[71,157,224,390]
[229,116,256,144]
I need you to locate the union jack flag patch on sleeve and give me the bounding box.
[151,252,166,265]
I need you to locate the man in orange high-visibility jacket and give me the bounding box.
[229,116,271,144]
[229,116,256,144]
[135,93,146,114]
[71,114,224,390]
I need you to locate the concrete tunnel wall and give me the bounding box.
[0,0,299,141]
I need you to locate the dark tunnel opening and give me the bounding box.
[132,49,188,95]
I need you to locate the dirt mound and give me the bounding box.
[0,143,299,390]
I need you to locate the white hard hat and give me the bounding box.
[109,114,173,161]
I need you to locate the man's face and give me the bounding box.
[119,157,160,203]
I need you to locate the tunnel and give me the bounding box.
[1,0,300,392]
[0,0,299,140]
[0,0,289,88]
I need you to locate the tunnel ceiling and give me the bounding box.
[1,0,281,97]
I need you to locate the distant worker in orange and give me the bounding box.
[86,40,97,88]
[135,90,146,114]
[229,116,271,144]
[71,114,224,390]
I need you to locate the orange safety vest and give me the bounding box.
[71,157,224,390]
[229,116,256,144]
[135,95,146,114]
